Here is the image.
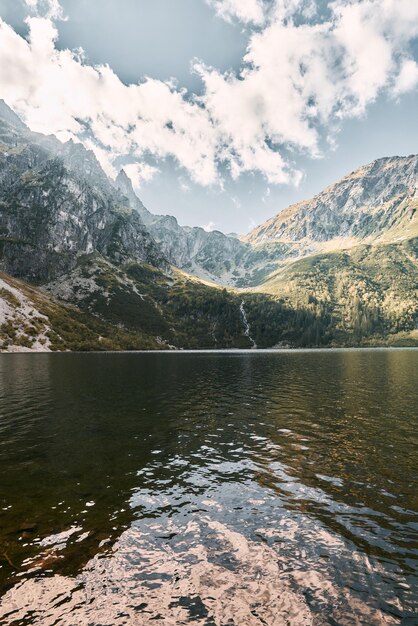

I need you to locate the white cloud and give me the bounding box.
[203,221,217,231]
[197,0,418,182]
[206,0,266,25]
[392,59,418,97]
[24,0,65,20]
[123,163,160,189]
[206,0,317,26]
[0,0,417,191]
[0,16,218,185]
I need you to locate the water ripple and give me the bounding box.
[0,350,417,624]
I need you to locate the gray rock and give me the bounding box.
[246,156,418,247]
[0,107,167,284]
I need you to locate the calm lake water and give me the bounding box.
[0,350,417,625]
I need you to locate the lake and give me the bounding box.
[0,350,417,625]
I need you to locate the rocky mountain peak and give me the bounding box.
[245,154,418,247]
[114,169,151,223]
[0,108,167,282]
[115,168,132,190]
[57,139,110,188]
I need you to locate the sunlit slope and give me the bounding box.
[251,237,418,346]
[245,156,418,252]
[1,237,416,350]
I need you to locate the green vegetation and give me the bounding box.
[50,240,417,350]
[44,305,159,352]
[161,280,250,348]
[253,238,418,347]
[68,257,253,349]
[0,287,20,308]
[0,271,161,352]
[1,236,417,351]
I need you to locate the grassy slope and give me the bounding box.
[40,253,335,350]
[0,271,162,352]
[251,237,418,347]
[47,255,254,350]
[1,238,417,351]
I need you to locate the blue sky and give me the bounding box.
[0,0,417,233]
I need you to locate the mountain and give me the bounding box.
[0,100,27,131]
[252,239,418,346]
[245,155,418,250]
[0,270,165,352]
[241,155,418,346]
[0,102,166,283]
[0,102,259,349]
[0,100,416,350]
[115,169,260,286]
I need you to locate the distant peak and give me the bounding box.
[116,168,132,186]
[245,153,418,246]
[116,169,140,198]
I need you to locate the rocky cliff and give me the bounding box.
[0,102,166,284]
[0,100,416,350]
[115,169,257,285]
[245,156,418,250]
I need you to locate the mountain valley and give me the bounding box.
[0,100,416,351]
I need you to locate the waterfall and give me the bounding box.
[240,300,256,348]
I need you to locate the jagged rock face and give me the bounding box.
[116,153,418,287]
[115,169,152,222]
[246,156,418,246]
[0,102,416,349]
[0,100,27,131]
[0,272,53,351]
[0,107,166,284]
[1,98,417,297]
[146,218,251,282]
[0,101,252,289]
[115,168,253,284]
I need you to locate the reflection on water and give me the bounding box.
[0,350,417,624]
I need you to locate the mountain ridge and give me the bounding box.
[115,167,257,286]
[245,154,418,251]
[0,100,416,350]
[0,102,168,283]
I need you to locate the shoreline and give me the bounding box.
[1,346,418,355]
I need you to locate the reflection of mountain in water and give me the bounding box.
[0,350,417,623]
[0,512,399,625]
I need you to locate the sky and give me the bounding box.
[0,0,417,234]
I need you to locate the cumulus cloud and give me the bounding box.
[24,0,65,20]
[392,59,418,97]
[206,0,317,26]
[0,0,417,189]
[203,220,217,232]
[0,16,218,185]
[197,0,418,182]
[123,163,160,189]
[206,0,266,25]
